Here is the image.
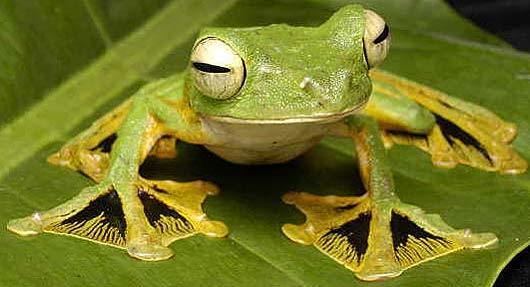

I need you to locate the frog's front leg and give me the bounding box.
[282,115,497,281]
[8,90,227,261]
[47,98,177,182]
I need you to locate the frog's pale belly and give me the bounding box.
[201,118,339,165]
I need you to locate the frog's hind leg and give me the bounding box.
[282,116,497,281]
[47,100,132,181]
[48,100,178,182]
[366,69,527,174]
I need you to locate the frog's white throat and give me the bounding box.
[200,105,362,165]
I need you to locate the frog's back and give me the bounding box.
[201,118,338,165]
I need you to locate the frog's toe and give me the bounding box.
[198,220,229,238]
[281,191,367,246]
[7,213,44,236]
[118,179,226,261]
[283,193,497,281]
[127,239,174,261]
[282,191,366,213]
[281,223,314,245]
[138,179,228,246]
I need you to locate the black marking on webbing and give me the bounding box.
[317,212,371,264]
[391,210,453,265]
[434,115,492,163]
[151,185,169,194]
[138,190,194,235]
[192,62,231,73]
[373,24,390,44]
[49,189,127,246]
[91,133,117,153]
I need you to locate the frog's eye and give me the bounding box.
[363,10,391,68]
[190,38,246,99]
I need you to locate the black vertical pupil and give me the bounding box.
[192,62,231,73]
[373,24,390,44]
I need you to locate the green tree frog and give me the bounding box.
[7,5,527,281]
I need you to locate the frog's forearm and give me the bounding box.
[346,115,397,202]
[48,75,206,183]
[106,96,160,181]
[140,74,208,144]
[107,104,201,179]
[107,75,207,181]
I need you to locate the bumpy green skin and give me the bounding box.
[189,5,371,120]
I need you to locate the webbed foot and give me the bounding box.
[370,69,527,174]
[7,212,45,236]
[282,192,497,281]
[8,178,228,261]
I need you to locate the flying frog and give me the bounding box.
[8,5,527,281]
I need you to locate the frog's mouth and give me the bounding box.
[203,102,367,125]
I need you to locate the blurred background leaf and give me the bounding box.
[0,1,528,286]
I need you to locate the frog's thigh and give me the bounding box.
[282,116,497,281]
[363,86,435,134]
[368,69,527,174]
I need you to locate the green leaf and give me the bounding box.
[1,0,528,286]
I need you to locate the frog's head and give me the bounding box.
[187,5,390,123]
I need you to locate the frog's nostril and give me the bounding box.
[299,77,312,90]
[300,76,320,92]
